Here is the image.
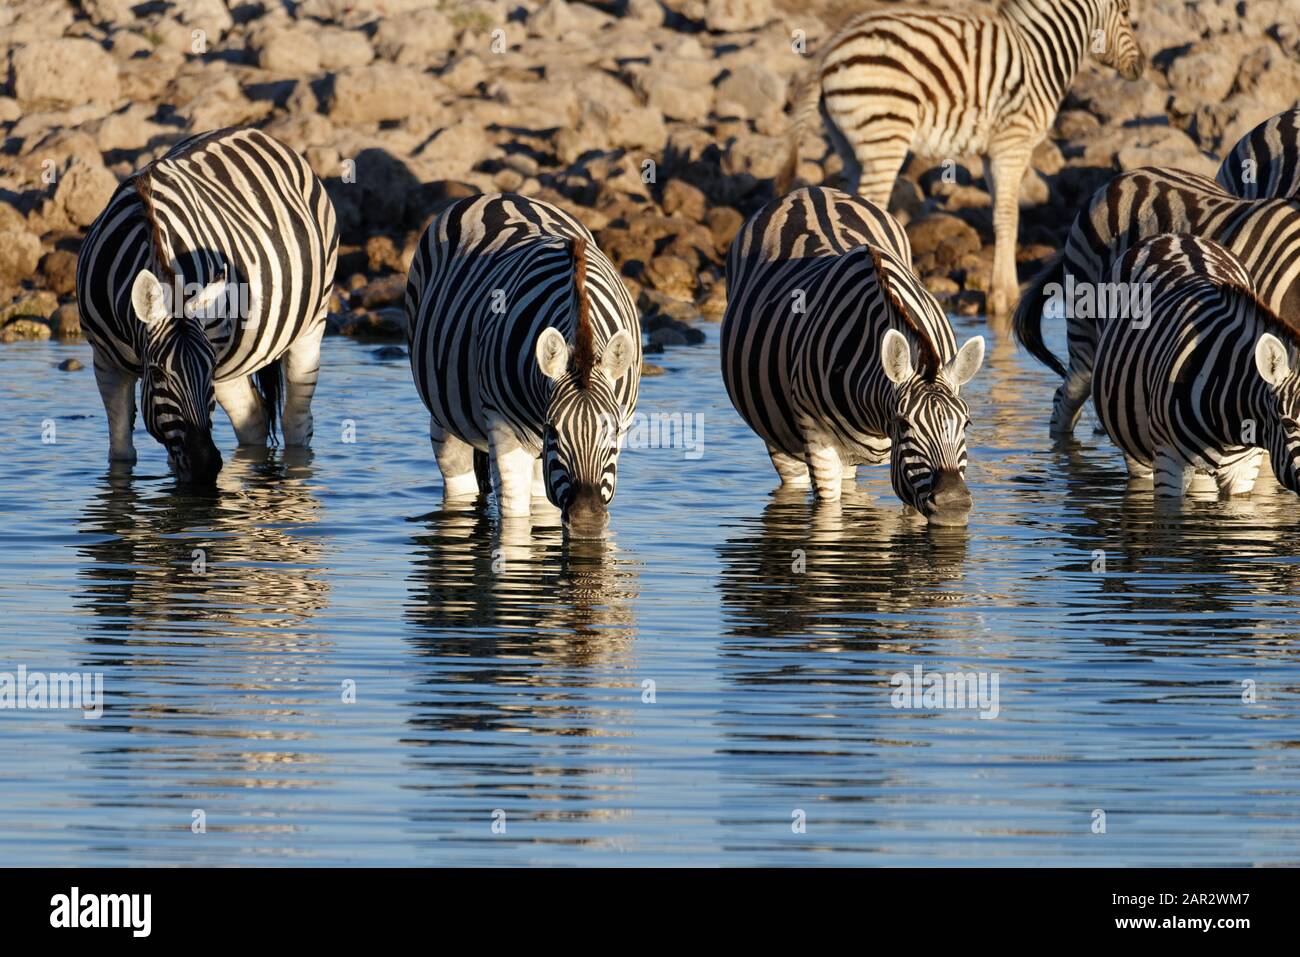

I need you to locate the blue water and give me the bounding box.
[1,318,1298,865]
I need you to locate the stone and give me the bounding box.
[51,302,82,339]
[55,159,119,229]
[704,0,773,33]
[0,228,43,285]
[330,64,446,125]
[12,39,120,108]
[714,63,787,121]
[58,357,84,371]
[39,250,78,297]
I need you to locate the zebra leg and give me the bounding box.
[841,465,857,480]
[804,442,844,501]
[767,445,810,487]
[431,422,480,499]
[1153,448,1195,499]
[489,433,535,518]
[281,325,324,447]
[215,376,270,446]
[855,133,913,209]
[822,104,864,194]
[1216,449,1264,497]
[1049,370,1092,438]
[1123,454,1153,481]
[93,356,138,465]
[986,148,1031,319]
[531,457,547,498]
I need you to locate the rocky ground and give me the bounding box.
[1,0,1298,356]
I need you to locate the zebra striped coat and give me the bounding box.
[1013,166,1300,435]
[721,187,985,524]
[405,194,641,528]
[77,127,338,482]
[780,0,1145,318]
[1093,233,1300,498]
[1217,108,1300,201]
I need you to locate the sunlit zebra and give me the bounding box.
[721,187,985,525]
[779,0,1145,318]
[405,194,640,531]
[1092,233,1300,499]
[1013,167,1300,436]
[1217,108,1300,201]
[77,127,338,483]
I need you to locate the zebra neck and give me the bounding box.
[999,0,1096,98]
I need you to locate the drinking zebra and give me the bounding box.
[77,127,338,483]
[405,194,640,530]
[1092,233,1300,499]
[721,187,985,525]
[1013,167,1300,436]
[1217,108,1300,201]
[778,0,1145,318]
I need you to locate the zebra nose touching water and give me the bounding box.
[721,188,985,526]
[1092,234,1300,499]
[76,127,339,484]
[405,194,641,534]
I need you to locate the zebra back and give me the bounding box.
[1217,108,1300,201]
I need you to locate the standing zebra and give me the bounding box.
[721,187,985,525]
[779,0,1145,318]
[405,194,640,530]
[1092,233,1300,498]
[1013,167,1300,436]
[1217,108,1300,201]
[77,127,338,482]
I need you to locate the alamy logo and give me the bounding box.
[0,666,103,719]
[50,887,151,937]
[598,411,705,459]
[890,665,1000,719]
[1043,276,1152,327]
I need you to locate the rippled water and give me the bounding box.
[2,317,1299,866]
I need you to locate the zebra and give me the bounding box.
[1013,166,1300,436]
[778,0,1145,319]
[1217,108,1300,201]
[1092,233,1300,499]
[721,187,985,525]
[76,126,338,483]
[405,193,641,531]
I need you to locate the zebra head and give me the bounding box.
[132,269,222,484]
[881,330,985,526]
[1092,0,1145,81]
[535,325,637,534]
[1255,333,1300,493]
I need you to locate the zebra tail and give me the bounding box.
[1011,253,1069,380]
[473,449,491,496]
[253,358,284,445]
[775,67,822,196]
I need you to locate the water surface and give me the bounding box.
[1,318,1298,865]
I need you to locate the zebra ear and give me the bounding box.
[535,327,571,381]
[1255,333,1291,387]
[131,269,171,329]
[600,330,635,382]
[880,328,914,385]
[942,336,985,390]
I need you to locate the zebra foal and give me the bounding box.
[779,0,1145,318]
[1092,233,1300,499]
[721,187,985,525]
[77,127,338,483]
[405,194,640,531]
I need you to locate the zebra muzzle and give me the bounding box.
[925,470,972,524]
[181,433,223,485]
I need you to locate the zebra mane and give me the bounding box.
[1210,275,1300,350]
[133,165,177,286]
[867,245,943,381]
[569,236,596,389]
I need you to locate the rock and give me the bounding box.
[706,207,744,253]
[640,361,666,376]
[714,63,787,121]
[0,228,43,285]
[644,255,698,301]
[1166,43,1242,103]
[662,179,708,222]
[51,302,82,339]
[906,214,982,266]
[366,235,406,274]
[697,279,727,318]
[39,250,78,297]
[704,0,773,33]
[254,27,323,76]
[0,319,52,343]
[358,274,407,308]
[58,358,84,371]
[636,73,712,124]
[55,159,119,229]
[12,39,120,108]
[1,291,58,325]
[316,27,375,70]
[371,345,407,360]
[555,99,667,164]
[924,274,960,298]
[330,64,446,125]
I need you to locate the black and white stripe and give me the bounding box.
[780,0,1145,318]
[405,193,641,530]
[1092,233,1300,498]
[720,187,985,525]
[76,127,338,482]
[1014,166,1300,435]
[1217,108,1300,201]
